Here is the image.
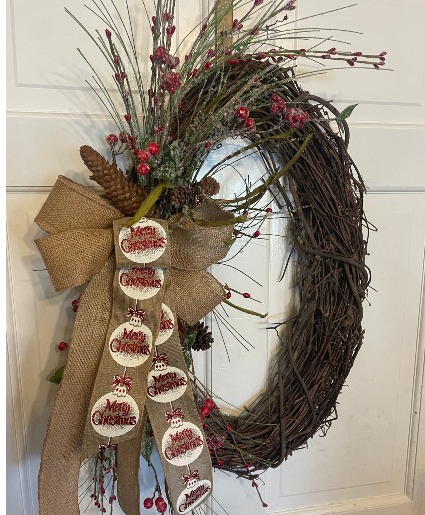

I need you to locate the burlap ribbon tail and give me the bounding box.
[35,175,234,515]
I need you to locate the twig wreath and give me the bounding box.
[35,1,382,513]
[177,60,371,476]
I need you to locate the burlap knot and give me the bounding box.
[35,175,234,515]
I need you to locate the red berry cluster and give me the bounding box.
[206,433,224,451]
[235,106,256,131]
[152,46,180,69]
[143,496,167,513]
[270,94,309,129]
[136,142,160,176]
[119,132,137,149]
[200,398,216,417]
[232,18,243,31]
[160,71,181,94]
[285,107,309,129]
[271,93,286,114]
[71,297,80,312]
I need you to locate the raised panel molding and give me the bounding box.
[271,493,416,515]
[7,0,425,123]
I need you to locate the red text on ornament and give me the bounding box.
[92,399,137,427]
[164,434,204,461]
[147,371,187,397]
[160,317,174,331]
[120,226,166,254]
[110,328,150,355]
[178,484,211,513]
[120,268,162,289]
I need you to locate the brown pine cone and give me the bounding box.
[192,321,214,351]
[80,145,147,216]
[169,185,198,213]
[178,318,214,352]
[197,176,220,196]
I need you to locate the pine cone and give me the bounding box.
[80,145,147,216]
[192,321,214,351]
[169,185,198,213]
[178,318,214,352]
[197,176,220,196]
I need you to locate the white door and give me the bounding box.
[6,0,425,514]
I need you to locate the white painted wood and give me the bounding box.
[6,0,425,514]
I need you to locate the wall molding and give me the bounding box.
[269,493,415,515]
[6,110,425,129]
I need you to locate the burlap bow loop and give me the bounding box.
[35,176,123,291]
[35,175,234,324]
[169,202,234,271]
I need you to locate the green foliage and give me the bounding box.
[50,365,65,385]
[141,420,154,463]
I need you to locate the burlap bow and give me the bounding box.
[35,175,234,515]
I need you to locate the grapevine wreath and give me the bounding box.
[35,1,384,513]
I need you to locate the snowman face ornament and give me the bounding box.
[186,477,199,489]
[152,352,169,372]
[154,361,167,371]
[166,407,185,429]
[111,373,132,398]
[113,384,127,397]
[127,307,145,327]
[170,416,183,429]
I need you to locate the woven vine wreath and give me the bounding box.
[35,1,384,513]
[172,60,371,477]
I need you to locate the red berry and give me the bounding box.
[156,501,167,513]
[217,460,225,467]
[236,106,249,119]
[265,207,273,213]
[245,118,256,130]
[244,463,251,470]
[155,497,164,508]
[205,61,212,70]
[137,164,150,176]
[147,142,160,156]
[204,398,216,409]
[58,341,68,351]
[143,498,154,509]
[71,299,79,312]
[226,292,231,299]
[226,424,232,432]
[201,405,211,417]
[137,150,151,162]
[106,133,118,145]
[124,113,131,122]
[243,292,251,298]
[105,28,112,39]
[253,230,260,238]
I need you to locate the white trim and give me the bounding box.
[268,493,415,515]
[6,234,34,515]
